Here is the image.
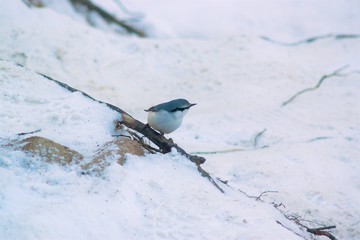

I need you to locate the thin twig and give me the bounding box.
[191,148,245,155]
[192,128,268,155]
[253,128,267,147]
[307,136,331,143]
[226,178,337,239]
[285,214,337,240]
[335,34,360,40]
[191,145,269,155]
[17,129,41,136]
[282,65,349,106]
[272,201,286,209]
[197,164,224,193]
[238,189,278,202]
[255,190,279,201]
[111,134,131,138]
[260,33,360,46]
[127,129,161,154]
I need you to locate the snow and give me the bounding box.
[1,0,360,239]
[0,61,120,157]
[44,0,360,40]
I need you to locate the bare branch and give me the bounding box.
[309,226,336,231]
[284,214,338,240]
[238,189,278,202]
[307,228,337,240]
[255,190,279,201]
[271,201,286,209]
[192,146,271,155]
[307,136,331,143]
[197,165,225,193]
[191,148,245,155]
[17,129,41,136]
[192,129,269,155]
[282,65,349,106]
[70,0,146,37]
[335,34,360,40]
[260,33,360,46]
[253,128,267,147]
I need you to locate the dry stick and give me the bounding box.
[236,183,337,240]
[253,128,267,147]
[260,34,360,46]
[307,226,337,240]
[191,148,246,155]
[285,214,337,240]
[225,179,337,239]
[32,70,224,193]
[277,220,337,240]
[69,0,146,37]
[237,189,279,202]
[192,128,268,155]
[255,190,279,201]
[191,146,270,155]
[17,129,41,136]
[233,179,337,240]
[197,165,224,193]
[282,65,349,107]
[301,223,337,240]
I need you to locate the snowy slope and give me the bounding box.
[1,0,360,239]
[43,0,360,40]
[0,60,305,240]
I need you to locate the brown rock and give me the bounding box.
[19,136,83,165]
[82,137,145,173]
[9,136,145,174]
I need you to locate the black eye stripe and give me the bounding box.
[170,107,190,112]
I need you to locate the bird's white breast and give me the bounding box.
[147,109,188,134]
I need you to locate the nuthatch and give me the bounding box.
[145,99,196,135]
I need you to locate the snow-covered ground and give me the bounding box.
[1,0,360,239]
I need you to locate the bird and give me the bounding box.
[144,98,196,135]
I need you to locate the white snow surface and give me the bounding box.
[1,0,360,239]
[42,0,360,39]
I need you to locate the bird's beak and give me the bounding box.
[145,107,155,112]
[189,103,197,108]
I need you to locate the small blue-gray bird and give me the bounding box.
[145,99,196,135]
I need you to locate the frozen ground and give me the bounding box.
[0,0,360,239]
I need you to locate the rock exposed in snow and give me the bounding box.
[82,137,146,173]
[6,136,146,172]
[18,136,83,165]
